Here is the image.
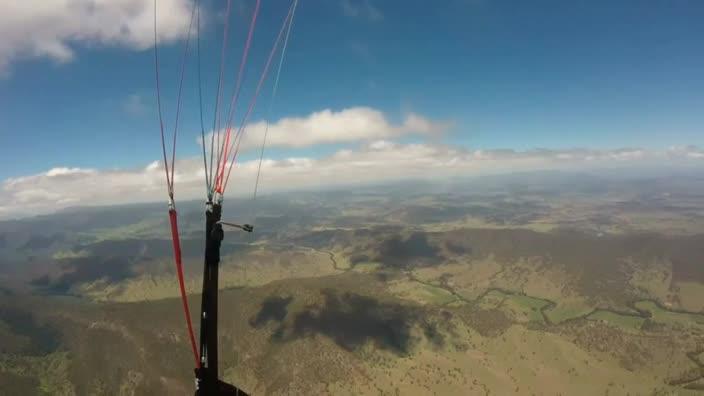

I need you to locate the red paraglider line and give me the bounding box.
[214,0,261,195]
[210,0,234,194]
[169,209,201,368]
[154,0,200,368]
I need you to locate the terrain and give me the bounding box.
[1,170,704,395]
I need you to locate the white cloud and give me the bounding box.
[608,149,645,161]
[1,143,702,219]
[199,107,449,151]
[145,160,160,171]
[45,167,96,177]
[341,0,383,21]
[668,145,704,159]
[0,0,195,74]
[369,140,393,150]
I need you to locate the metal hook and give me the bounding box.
[217,221,253,233]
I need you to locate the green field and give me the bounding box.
[389,280,457,305]
[635,300,704,331]
[350,262,381,273]
[545,301,595,324]
[586,310,645,332]
[477,289,550,324]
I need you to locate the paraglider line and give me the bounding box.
[169,0,198,192]
[219,0,296,195]
[252,0,299,209]
[154,0,171,196]
[197,0,211,198]
[210,0,233,197]
[215,0,261,193]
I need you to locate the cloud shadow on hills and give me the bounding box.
[349,254,370,265]
[0,307,60,355]
[71,238,245,262]
[375,232,441,268]
[289,290,417,353]
[20,233,64,251]
[31,256,135,294]
[28,236,252,295]
[422,321,445,348]
[250,296,293,328]
[255,289,442,354]
[445,240,471,255]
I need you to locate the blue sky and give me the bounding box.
[1,0,703,183]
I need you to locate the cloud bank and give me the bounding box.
[201,107,449,151]
[2,143,702,219]
[0,0,194,73]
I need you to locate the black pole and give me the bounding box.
[195,202,247,396]
[196,202,220,393]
